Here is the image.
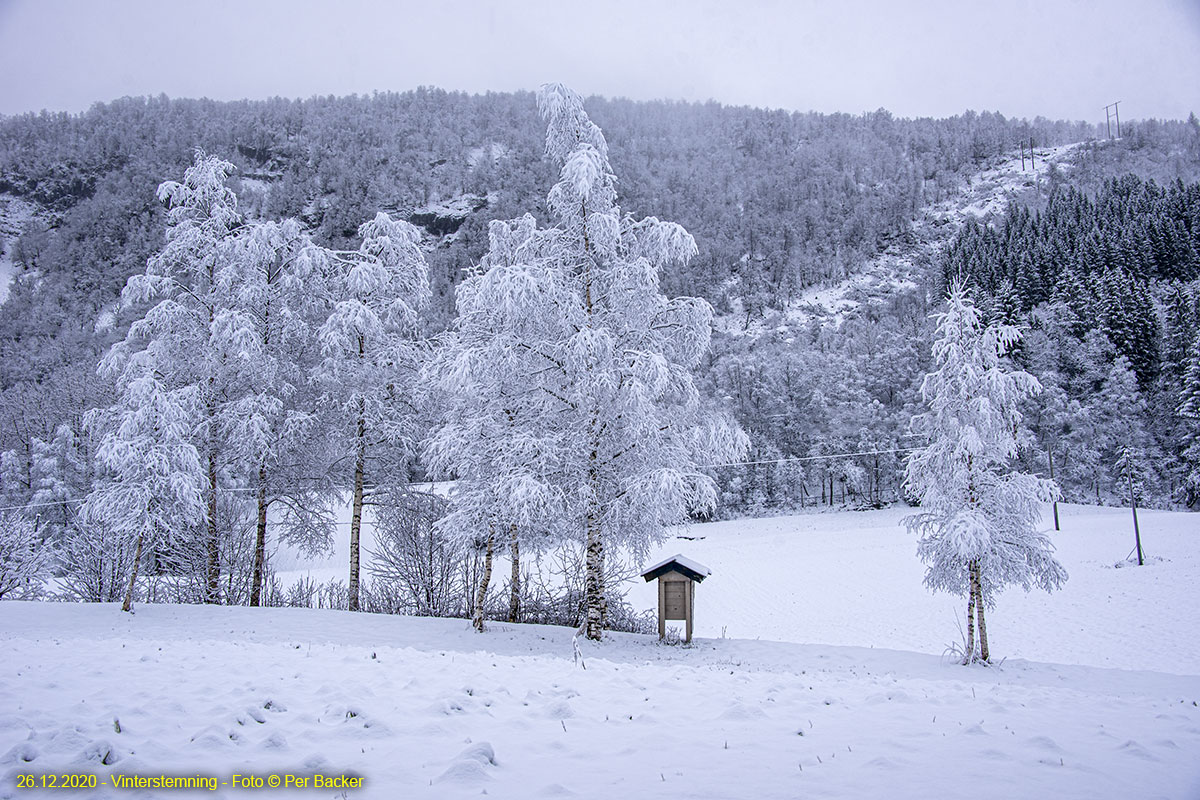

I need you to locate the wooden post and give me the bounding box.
[657,578,666,639]
[1029,138,1035,169]
[1020,140,1026,171]
[685,581,694,643]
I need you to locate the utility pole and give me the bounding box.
[1029,137,1035,169]
[1020,140,1026,171]
[1048,449,1060,531]
[1104,102,1121,139]
[1128,461,1143,566]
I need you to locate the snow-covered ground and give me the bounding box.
[2,503,1198,799]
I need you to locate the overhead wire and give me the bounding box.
[0,445,924,514]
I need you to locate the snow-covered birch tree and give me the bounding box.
[317,213,430,612]
[109,151,241,602]
[217,219,336,605]
[425,214,566,630]
[82,365,206,612]
[0,510,52,599]
[429,84,747,640]
[904,283,1067,664]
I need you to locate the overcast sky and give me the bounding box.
[0,0,1197,123]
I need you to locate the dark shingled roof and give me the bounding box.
[640,554,711,583]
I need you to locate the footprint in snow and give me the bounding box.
[1027,735,1063,753]
[543,700,574,720]
[428,698,466,715]
[260,732,288,750]
[1117,740,1159,761]
[434,742,496,785]
[40,728,92,755]
[718,703,766,721]
[0,742,38,765]
[73,740,121,766]
[189,727,235,751]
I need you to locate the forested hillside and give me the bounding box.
[941,170,1200,507]
[1,87,1198,551]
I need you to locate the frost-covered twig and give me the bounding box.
[572,621,587,670]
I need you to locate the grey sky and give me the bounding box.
[0,0,1197,122]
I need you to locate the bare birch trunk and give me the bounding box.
[205,288,220,604]
[581,197,605,642]
[348,403,365,612]
[598,544,608,631]
[507,525,520,623]
[347,330,368,612]
[122,533,145,613]
[970,560,989,662]
[964,567,976,664]
[473,526,495,632]
[250,465,267,607]
[205,450,220,604]
[584,515,604,640]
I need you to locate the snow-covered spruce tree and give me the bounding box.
[1178,332,1200,507]
[904,283,1066,664]
[430,84,747,640]
[217,219,337,606]
[82,366,206,612]
[108,152,242,602]
[316,213,430,612]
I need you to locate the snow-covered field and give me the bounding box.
[2,504,1199,799]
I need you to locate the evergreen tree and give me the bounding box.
[1091,356,1159,502]
[1178,333,1200,506]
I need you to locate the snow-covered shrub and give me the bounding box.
[0,511,52,599]
[57,511,136,603]
[508,544,654,635]
[367,489,462,617]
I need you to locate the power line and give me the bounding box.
[703,446,921,469]
[0,497,85,513]
[0,446,927,513]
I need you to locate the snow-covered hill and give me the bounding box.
[721,143,1083,334]
[0,193,50,303]
[5,504,1195,799]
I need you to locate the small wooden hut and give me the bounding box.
[640,554,710,643]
